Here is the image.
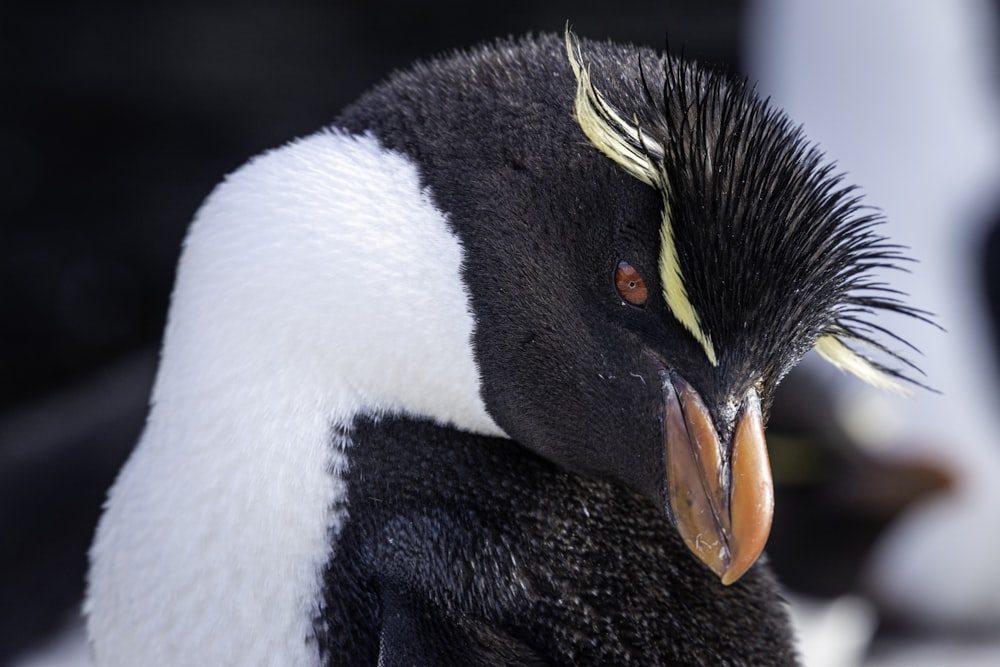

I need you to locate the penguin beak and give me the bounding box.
[662,372,774,585]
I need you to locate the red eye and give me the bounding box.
[615,261,648,306]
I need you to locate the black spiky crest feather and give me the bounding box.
[566,28,935,394]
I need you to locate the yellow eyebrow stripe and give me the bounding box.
[566,30,718,366]
[658,198,718,366]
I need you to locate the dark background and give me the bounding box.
[2,1,998,664]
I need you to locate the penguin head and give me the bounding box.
[444,32,929,584]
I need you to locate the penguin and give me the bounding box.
[84,30,929,665]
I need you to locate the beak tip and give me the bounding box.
[688,540,761,586]
[719,559,754,586]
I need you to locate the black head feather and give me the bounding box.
[568,31,933,401]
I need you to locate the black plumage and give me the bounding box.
[318,415,797,666]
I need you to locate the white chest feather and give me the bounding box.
[85,130,502,666]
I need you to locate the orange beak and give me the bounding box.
[663,373,774,585]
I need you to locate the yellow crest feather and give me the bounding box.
[564,31,659,185]
[813,334,912,395]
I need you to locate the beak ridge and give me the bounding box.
[724,389,773,584]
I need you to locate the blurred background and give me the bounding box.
[2,1,998,665]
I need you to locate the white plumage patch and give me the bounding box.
[565,31,718,367]
[85,130,502,666]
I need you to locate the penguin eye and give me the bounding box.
[615,261,648,307]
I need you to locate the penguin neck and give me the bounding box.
[87,129,502,665]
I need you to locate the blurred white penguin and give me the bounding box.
[746,0,1000,633]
